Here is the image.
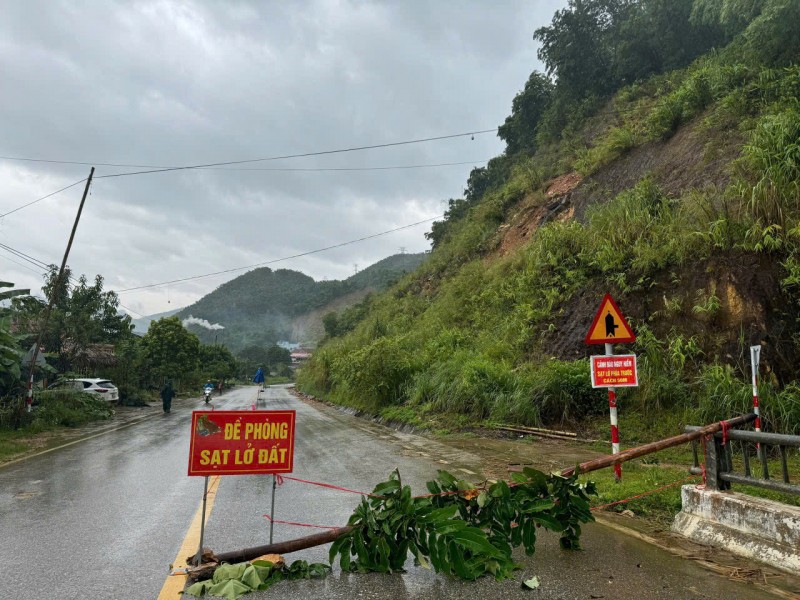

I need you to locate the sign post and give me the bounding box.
[196,476,210,566]
[585,294,636,483]
[188,410,296,565]
[750,345,762,458]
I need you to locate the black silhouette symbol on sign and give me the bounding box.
[605,311,619,337]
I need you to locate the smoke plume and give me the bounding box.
[182,315,225,331]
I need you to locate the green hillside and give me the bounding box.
[298,0,800,438]
[176,253,426,351]
[130,308,180,334]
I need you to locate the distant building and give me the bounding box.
[277,341,302,351]
[290,349,312,368]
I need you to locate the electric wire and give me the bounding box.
[0,242,145,318]
[0,128,496,178]
[0,250,43,275]
[0,157,488,173]
[115,215,442,294]
[93,129,497,179]
[0,177,88,218]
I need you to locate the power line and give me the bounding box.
[0,128,496,179]
[0,249,44,275]
[0,157,489,173]
[115,215,441,294]
[177,159,488,172]
[0,159,487,221]
[0,177,88,218]
[0,241,145,318]
[0,243,49,269]
[93,129,497,179]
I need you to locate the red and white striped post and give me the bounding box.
[605,343,622,482]
[750,345,761,456]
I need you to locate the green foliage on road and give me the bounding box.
[186,559,329,599]
[330,468,596,580]
[187,468,595,599]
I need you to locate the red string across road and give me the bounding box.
[263,473,700,530]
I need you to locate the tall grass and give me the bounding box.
[738,105,800,227]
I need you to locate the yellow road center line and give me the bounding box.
[157,475,222,600]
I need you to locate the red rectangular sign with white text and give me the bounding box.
[188,410,296,476]
[590,355,638,388]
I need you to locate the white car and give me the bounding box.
[49,378,119,402]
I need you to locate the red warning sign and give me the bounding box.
[591,354,638,388]
[188,410,295,476]
[585,294,636,345]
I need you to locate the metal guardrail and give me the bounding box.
[686,424,800,496]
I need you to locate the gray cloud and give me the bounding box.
[0,0,565,316]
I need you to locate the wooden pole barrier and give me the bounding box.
[560,413,755,478]
[209,526,355,566]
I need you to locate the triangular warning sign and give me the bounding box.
[585,294,636,345]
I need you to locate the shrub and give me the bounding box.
[330,336,417,410]
[33,390,114,428]
[529,359,603,425]
[407,352,519,420]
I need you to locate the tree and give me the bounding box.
[0,282,29,397]
[11,267,133,373]
[141,317,200,385]
[690,0,766,36]
[322,312,340,338]
[534,0,633,100]
[615,0,725,84]
[265,345,291,371]
[199,344,238,383]
[498,72,554,156]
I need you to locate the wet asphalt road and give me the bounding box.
[0,385,771,599]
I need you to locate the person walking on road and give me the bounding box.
[253,366,265,390]
[160,380,176,414]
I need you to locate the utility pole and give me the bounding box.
[399,246,406,254]
[353,263,359,275]
[25,168,95,413]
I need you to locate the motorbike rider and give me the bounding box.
[203,381,214,402]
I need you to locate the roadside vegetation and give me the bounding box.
[299,0,800,494]
[0,269,291,461]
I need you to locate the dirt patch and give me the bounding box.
[546,171,583,198]
[495,193,575,258]
[571,120,744,222]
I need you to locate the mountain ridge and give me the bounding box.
[151,252,428,351]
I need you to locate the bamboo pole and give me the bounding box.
[560,413,755,478]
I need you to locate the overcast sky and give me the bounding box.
[0,0,564,317]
